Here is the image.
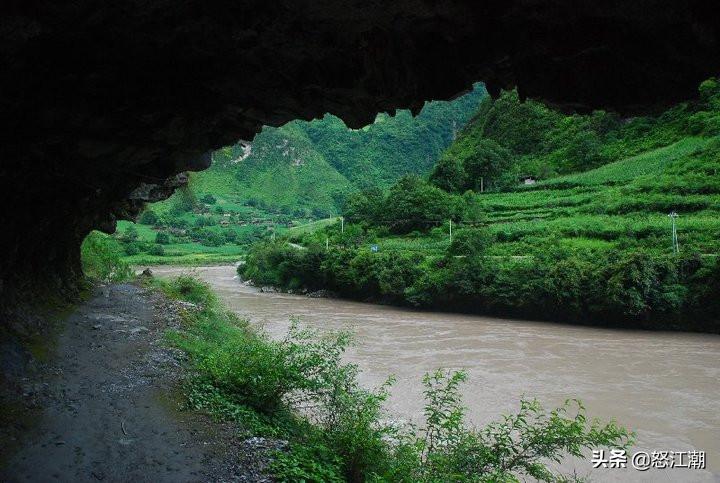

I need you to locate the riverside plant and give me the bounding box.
[156,276,634,482]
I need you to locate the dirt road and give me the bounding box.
[1,283,266,482]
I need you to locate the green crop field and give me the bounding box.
[286,217,341,236]
[537,137,710,188]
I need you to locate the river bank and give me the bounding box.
[146,264,720,481]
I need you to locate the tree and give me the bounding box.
[138,209,159,225]
[171,186,196,214]
[224,230,238,243]
[122,224,138,242]
[429,157,466,193]
[123,242,140,256]
[384,176,461,234]
[699,77,720,107]
[461,139,512,191]
[343,188,384,225]
[148,244,165,256]
[447,228,492,257]
[201,230,224,247]
[155,232,170,245]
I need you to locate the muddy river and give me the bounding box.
[148,265,720,481]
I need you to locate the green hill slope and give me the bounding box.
[241,79,720,330]
[187,83,486,215]
[113,84,485,264]
[206,123,351,217]
[538,137,710,188]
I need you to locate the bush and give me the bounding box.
[201,230,224,247]
[148,244,165,256]
[171,186,197,214]
[123,242,140,256]
[121,224,139,242]
[158,276,633,483]
[138,209,159,225]
[383,370,633,482]
[155,232,170,245]
[223,230,238,243]
[81,231,133,283]
[447,228,493,257]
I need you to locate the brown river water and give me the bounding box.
[148,265,720,482]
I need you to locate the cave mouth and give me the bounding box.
[2,1,720,311]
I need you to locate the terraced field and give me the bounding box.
[371,137,720,257]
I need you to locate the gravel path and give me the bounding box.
[1,283,269,482]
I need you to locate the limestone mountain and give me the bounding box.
[188,84,486,216]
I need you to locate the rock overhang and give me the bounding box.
[1,0,719,302]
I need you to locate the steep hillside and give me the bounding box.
[302,87,484,188]
[188,83,486,215]
[207,123,351,217]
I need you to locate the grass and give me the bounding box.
[286,217,341,236]
[124,252,244,266]
[535,137,710,188]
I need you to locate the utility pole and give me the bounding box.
[341,216,344,234]
[449,219,453,243]
[326,237,329,251]
[668,211,679,254]
[480,177,484,193]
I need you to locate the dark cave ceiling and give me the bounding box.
[1,0,719,300]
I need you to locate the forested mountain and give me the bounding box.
[241,78,720,331]
[190,83,486,216]
[430,88,703,192]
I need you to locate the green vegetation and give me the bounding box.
[153,275,632,482]
[114,194,279,265]
[206,82,484,215]
[115,85,484,265]
[80,231,133,283]
[241,79,720,331]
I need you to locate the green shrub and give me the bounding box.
[121,224,138,242]
[148,244,165,256]
[81,231,133,283]
[160,276,633,483]
[201,231,224,247]
[138,209,159,225]
[270,443,344,482]
[382,371,633,482]
[123,242,140,256]
[155,232,170,244]
[201,193,217,204]
[159,276,218,306]
[447,228,493,256]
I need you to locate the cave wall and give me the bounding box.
[1,0,719,305]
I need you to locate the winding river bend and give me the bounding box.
[149,265,720,481]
